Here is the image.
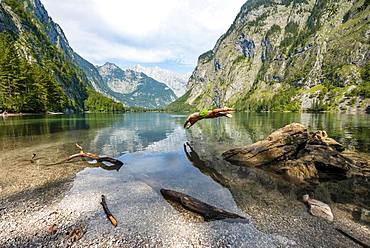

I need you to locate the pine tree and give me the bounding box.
[0,33,21,112]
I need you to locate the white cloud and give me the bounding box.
[42,0,246,71]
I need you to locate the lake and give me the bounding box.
[0,112,369,247]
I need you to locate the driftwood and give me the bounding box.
[223,123,308,167]
[99,161,123,171]
[47,144,123,169]
[101,195,117,227]
[160,189,246,221]
[222,123,369,182]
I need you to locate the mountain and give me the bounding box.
[172,0,369,112]
[132,65,190,97]
[97,62,177,108]
[21,0,124,102]
[22,0,178,109]
[0,0,123,112]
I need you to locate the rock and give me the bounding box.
[47,224,58,235]
[236,33,255,58]
[214,59,222,71]
[303,195,334,222]
[261,37,272,62]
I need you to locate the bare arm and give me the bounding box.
[211,107,234,114]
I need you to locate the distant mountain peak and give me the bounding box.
[131,64,190,97]
[97,62,177,108]
[101,62,120,70]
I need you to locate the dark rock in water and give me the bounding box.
[366,104,370,114]
[222,123,369,182]
[160,189,247,222]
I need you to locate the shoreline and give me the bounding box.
[0,111,64,117]
[2,109,370,117]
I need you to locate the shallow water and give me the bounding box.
[1,112,368,153]
[1,112,369,246]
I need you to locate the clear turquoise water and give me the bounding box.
[1,112,369,208]
[1,112,369,154]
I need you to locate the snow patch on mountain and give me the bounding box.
[132,64,190,97]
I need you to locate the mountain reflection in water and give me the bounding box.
[1,112,369,211]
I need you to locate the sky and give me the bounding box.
[42,0,246,73]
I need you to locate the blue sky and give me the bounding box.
[42,0,246,73]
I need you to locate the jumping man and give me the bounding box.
[183,107,234,129]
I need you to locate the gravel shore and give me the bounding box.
[0,143,369,247]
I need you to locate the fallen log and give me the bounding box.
[223,123,308,167]
[160,189,247,221]
[101,195,117,227]
[222,123,369,182]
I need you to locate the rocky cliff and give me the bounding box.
[97,62,177,108]
[181,0,369,112]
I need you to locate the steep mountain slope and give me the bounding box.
[0,0,123,112]
[22,0,118,100]
[22,0,178,108]
[97,63,177,108]
[132,64,190,97]
[178,0,369,112]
